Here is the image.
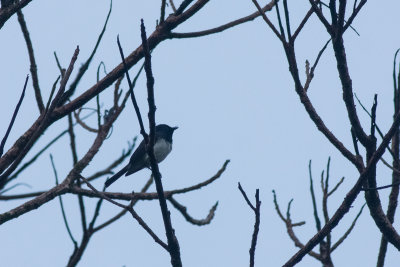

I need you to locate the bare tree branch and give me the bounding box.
[0,75,29,157]
[168,196,218,226]
[170,1,275,39]
[0,0,33,29]
[238,183,261,267]
[17,10,44,112]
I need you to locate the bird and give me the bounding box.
[104,124,178,188]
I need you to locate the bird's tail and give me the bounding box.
[105,165,129,188]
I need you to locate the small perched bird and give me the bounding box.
[105,124,178,188]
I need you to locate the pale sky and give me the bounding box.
[1,1,400,266]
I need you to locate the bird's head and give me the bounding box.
[155,124,178,142]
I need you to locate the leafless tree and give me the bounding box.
[0,1,275,266]
[2,0,400,266]
[248,0,400,266]
[273,158,365,267]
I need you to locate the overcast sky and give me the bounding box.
[1,1,400,266]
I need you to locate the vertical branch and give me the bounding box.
[0,75,29,157]
[50,154,78,249]
[309,160,321,231]
[370,94,378,138]
[116,36,147,138]
[282,0,291,41]
[68,114,87,233]
[140,19,182,267]
[17,10,44,113]
[238,183,261,267]
[377,52,400,267]
[169,0,177,12]
[160,0,167,23]
[274,0,286,41]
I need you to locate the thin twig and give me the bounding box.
[0,160,229,201]
[79,175,168,250]
[308,160,321,231]
[331,203,366,251]
[160,0,167,23]
[45,76,61,112]
[50,154,78,249]
[93,175,153,232]
[9,111,95,180]
[53,52,65,77]
[169,0,177,12]
[168,197,218,226]
[170,1,275,39]
[0,75,29,157]
[17,10,44,113]
[116,36,147,137]
[251,0,285,43]
[0,47,79,187]
[60,0,113,105]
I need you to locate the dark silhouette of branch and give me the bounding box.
[78,175,168,250]
[175,0,193,15]
[53,52,65,77]
[117,35,147,137]
[0,86,126,224]
[343,0,367,32]
[66,184,106,267]
[0,182,31,195]
[309,160,322,231]
[0,47,79,187]
[331,203,366,252]
[276,158,366,266]
[283,117,400,266]
[93,175,153,232]
[17,10,44,113]
[73,108,98,133]
[251,0,284,42]
[238,183,261,267]
[68,113,88,234]
[0,159,229,201]
[169,0,177,12]
[45,76,61,112]
[354,93,395,159]
[272,191,318,260]
[168,197,218,226]
[0,0,210,176]
[170,1,275,39]
[0,75,29,157]
[0,0,33,29]
[304,39,331,92]
[60,0,113,105]
[8,110,95,180]
[377,49,400,266]
[50,154,78,249]
[291,6,315,42]
[140,19,182,267]
[160,0,167,23]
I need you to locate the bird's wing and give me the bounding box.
[125,139,147,176]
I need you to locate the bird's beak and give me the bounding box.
[173,126,178,131]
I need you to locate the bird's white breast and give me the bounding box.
[151,139,172,163]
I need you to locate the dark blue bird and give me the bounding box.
[105,124,178,188]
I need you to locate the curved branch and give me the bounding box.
[170,1,275,39]
[169,196,218,226]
